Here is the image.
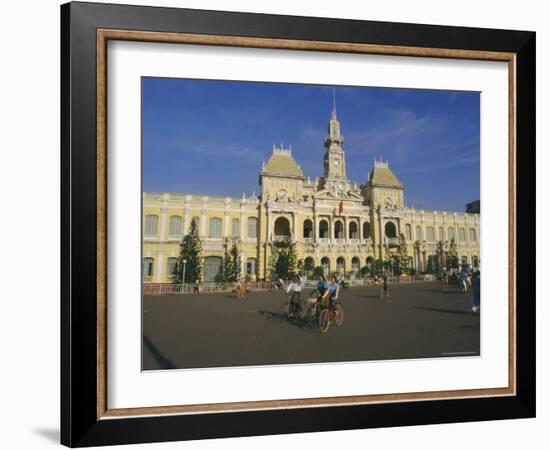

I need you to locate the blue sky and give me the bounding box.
[142,78,479,211]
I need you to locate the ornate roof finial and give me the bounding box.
[331,87,337,120]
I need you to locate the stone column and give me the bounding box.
[359,219,364,241]
[378,211,384,260]
[240,209,246,240]
[159,206,167,242]
[344,215,349,242]
[183,207,190,235]
[155,252,164,283]
[267,210,273,241]
[223,211,230,238]
[313,211,318,242]
[292,212,298,241]
[330,216,334,241]
[200,198,207,237]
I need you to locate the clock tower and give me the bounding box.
[324,106,347,179]
[319,103,355,198]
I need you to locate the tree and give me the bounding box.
[302,258,314,278]
[426,257,435,274]
[447,238,459,271]
[360,265,370,277]
[272,236,298,280]
[229,241,242,282]
[267,252,279,281]
[221,239,242,282]
[175,218,203,283]
[398,233,409,275]
[222,239,233,282]
[374,259,384,276]
[436,240,445,271]
[312,266,324,278]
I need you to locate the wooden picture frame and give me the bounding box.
[61,1,535,446]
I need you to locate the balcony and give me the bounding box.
[384,236,399,247]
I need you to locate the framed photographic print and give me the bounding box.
[61,1,536,447]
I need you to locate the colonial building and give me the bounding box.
[143,107,480,283]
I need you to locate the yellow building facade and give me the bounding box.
[143,108,480,283]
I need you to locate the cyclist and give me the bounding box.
[286,275,303,317]
[322,275,340,310]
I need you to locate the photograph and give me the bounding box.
[141,78,481,370]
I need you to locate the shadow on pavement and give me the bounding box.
[143,335,177,369]
[258,310,320,333]
[412,306,474,316]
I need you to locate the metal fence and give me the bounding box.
[143,275,433,296]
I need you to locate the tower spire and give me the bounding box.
[332,87,337,120]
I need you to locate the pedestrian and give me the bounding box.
[441,269,448,293]
[380,274,391,301]
[472,271,480,313]
[193,279,200,294]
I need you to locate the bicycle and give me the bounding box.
[317,296,344,333]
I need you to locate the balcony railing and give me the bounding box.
[272,235,290,242]
[385,237,399,246]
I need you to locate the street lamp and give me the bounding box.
[182,259,187,285]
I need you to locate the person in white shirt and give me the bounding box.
[286,275,303,317]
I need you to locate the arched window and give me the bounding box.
[415,226,422,241]
[349,221,358,239]
[426,226,435,242]
[385,222,397,238]
[231,218,240,238]
[438,227,444,241]
[248,217,258,238]
[321,257,330,275]
[143,257,154,279]
[363,222,371,239]
[351,257,360,272]
[334,221,344,239]
[405,224,412,240]
[448,227,455,241]
[209,217,222,238]
[166,257,178,279]
[461,256,468,267]
[472,256,479,269]
[319,220,329,238]
[336,257,345,274]
[303,219,313,239]
[459,228,466,242]
[273,217,289,238]
[469,228,477,242]
[144,215,159,236]
[246,258,257,276]
[168,216,182,237]
[366,256,374,268]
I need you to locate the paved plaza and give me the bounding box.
[142,281,480,370]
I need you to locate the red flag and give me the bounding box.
[338,200,344,215]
